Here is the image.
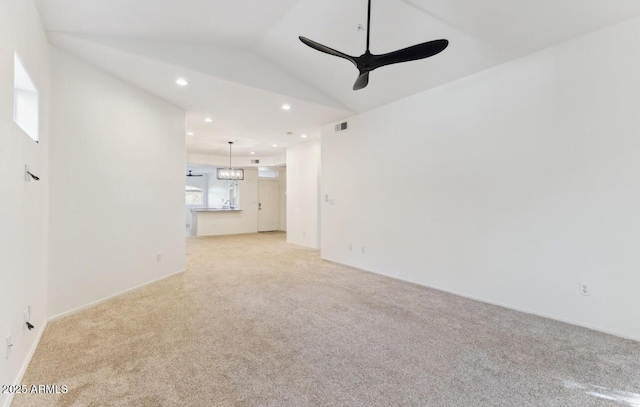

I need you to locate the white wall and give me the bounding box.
[0,1,50,406]
[187,152,286,169]
[321,18,640,341]
[287,140,320,248]
[279,168,287,231]
[48,48,186,318]
[192,168,259,236]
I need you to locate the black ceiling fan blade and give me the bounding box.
[353,72,370,91]
[297,0,449,91]
[372,39,449,70]
[299,36,357,66]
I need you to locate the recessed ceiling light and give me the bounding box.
[301,134,307,138]
[204,117,213,123]
[250,152,256,155]
[282,104,291,111]
[187,132,194,136]
[272,144,278,147]
[176,78,189,86]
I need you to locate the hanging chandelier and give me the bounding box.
[217,141,244,180]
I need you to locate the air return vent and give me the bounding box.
[334,121,348,132]
[251,159,260,164]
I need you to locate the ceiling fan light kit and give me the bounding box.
[299,0,449,90]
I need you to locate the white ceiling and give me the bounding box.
[37,0,302,46]
[37,0,640,156]
[48,32,345,156]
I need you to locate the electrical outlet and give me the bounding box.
[361,246,366,254]
[579,282,591,296]
[348,241,352,251]
[6,334,13,359]
[156,253,162,262]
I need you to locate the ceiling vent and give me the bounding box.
[334,121,348,132]
[251,159,260,164]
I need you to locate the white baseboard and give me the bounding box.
[48,269,185,322]
[2,319,48,407]
[2,269,185,407]
[321,256,640,343]
[287,239,320,250]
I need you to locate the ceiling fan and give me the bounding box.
[186,170,203,177]
[299,0,449,90]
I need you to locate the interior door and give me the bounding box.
[258,180,279,232]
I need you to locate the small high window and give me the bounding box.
[258,167,278,178]
[14,52,39,142]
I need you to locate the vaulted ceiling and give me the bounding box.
[37,0,640,156]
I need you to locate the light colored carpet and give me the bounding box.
[12,233,640,406]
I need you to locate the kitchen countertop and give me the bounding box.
[190,208,242,212]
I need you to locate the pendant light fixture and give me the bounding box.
[217,141,244,180]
